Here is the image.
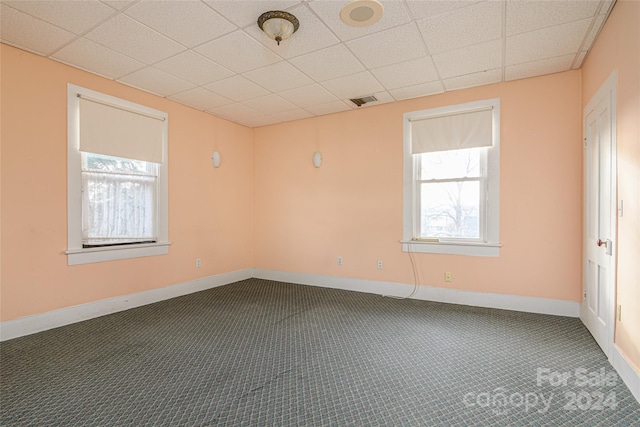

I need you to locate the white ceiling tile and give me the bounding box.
[243,94,297,114]
[204,1,301,28]
[389,81,445,101]
[119,67,195,96]
[573,51,588,70]
[204,75,270,102]
[125,0,236,48]
[154,51,234,86]
[443,68,502,91]
[168,87,233,111]
[289,44,364,82]
[209,103,262,121]
[309,1,411,41]
[3,0,115,35]
[371,56,439,90]
[278,84,338,108]
[433,39,502,79]
[320,71,385,100]
[506,18,591,66]
[0,4,76,55]
[305,100,352,116]
[195,30,282,73]
[237,115,282,128]
[374,91,395,104]
[506,0,600,36]
[243,61,313,93]
[100,1,134,11]
[417,1,502,54]
[245,4,339,59]
[272,108,313,122]
[505,54,575,81]
[407,1,480,21]
[52,37,144,79]
[85,14,185,64]
[347,23,427,69]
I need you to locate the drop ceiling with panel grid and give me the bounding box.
[0,0,615,127]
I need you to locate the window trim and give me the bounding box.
[402,98,501,257]
[67,84,170,265]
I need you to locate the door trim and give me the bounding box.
[581,70,617,359]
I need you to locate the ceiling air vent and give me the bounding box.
[349,95,377,107]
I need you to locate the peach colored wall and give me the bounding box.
[0,45,4,309]
[0,44,254,321]
[0,43,589,327]
[582,0,640,372]
[254,71,583,302]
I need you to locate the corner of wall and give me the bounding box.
[250,125,256,269]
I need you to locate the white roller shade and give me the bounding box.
[411,107,493,154]
[79,96,164,164]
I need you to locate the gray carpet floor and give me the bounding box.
[1,278,639,426]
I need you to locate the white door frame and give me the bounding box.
[581,70,617,359]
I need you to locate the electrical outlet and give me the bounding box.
[338,256,343,266]
[196,258,201,268]
[445,272,452,282]
[617,305,622,321]
[377,260,383,269]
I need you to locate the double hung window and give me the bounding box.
[67,84,169,265]
[403,99,501,256]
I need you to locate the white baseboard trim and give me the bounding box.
[611,345,640,404]
[0,268,253,342]
[252,269,580,317]
[0,268,581,341]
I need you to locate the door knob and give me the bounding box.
[597,238,613,255]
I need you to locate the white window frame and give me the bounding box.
[67,84,170,265]
[402,98,501,257]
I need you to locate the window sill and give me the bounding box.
[66,241,171,265]
[401,240,501,257]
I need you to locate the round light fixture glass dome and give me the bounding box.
[257,11,300,45]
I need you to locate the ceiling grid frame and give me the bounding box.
[0,0,616,128]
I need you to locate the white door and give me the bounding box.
[581,75,616,358]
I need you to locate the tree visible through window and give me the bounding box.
[402,98,500,256]
[418,148,483,240]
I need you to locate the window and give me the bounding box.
[67,84,169,265]
[403,99,501,256]
[82,153,158,247]
[417,148,483,240]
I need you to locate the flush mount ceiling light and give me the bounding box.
[340,0,384,27]
[257,11,300,45]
